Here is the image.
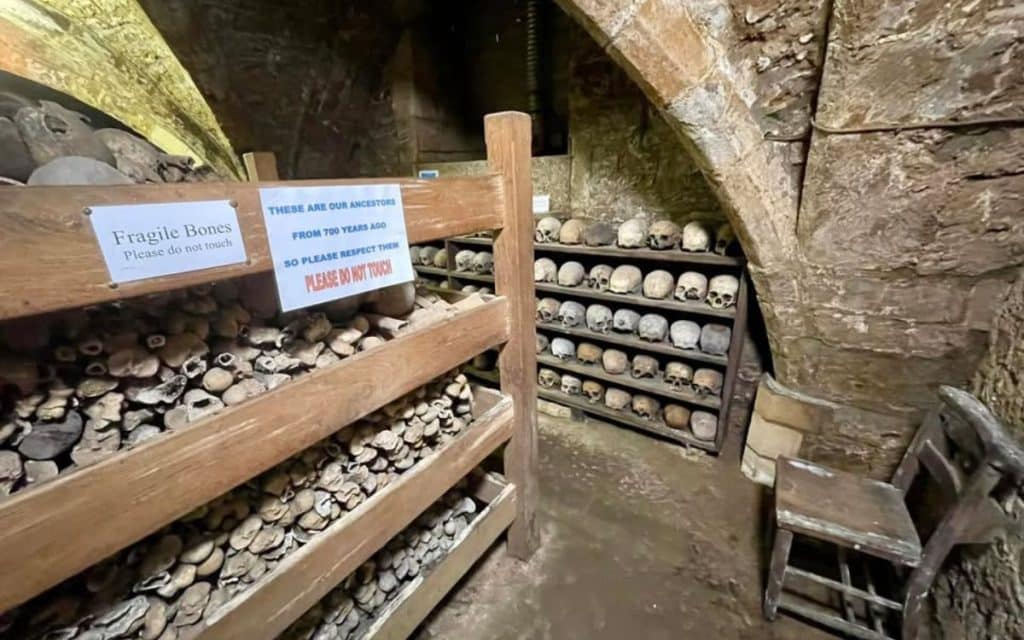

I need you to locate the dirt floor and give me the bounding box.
[417,413,834,640]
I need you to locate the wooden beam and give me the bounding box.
[0,298,510,612]
[0,174,504,320]
[199,397,515,640]
[486,112,539,559]
[242,152,280,181]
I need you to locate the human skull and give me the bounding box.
[585,304,613,333]
[432,248,449,268]
[551,337,576,361]
[707,275,739,309]
[557,261,586,287]
[664,362,695,389]
[632,395,660,420]
[670,320,701,349]
[631,355,659,379]
[664,405,691,430]
[576,342,603,365]
[714,223,736,256]
[538,368,561,389]
[559,219,586,245]
[648,220,681,250]
[601,349,629,375]
[587,264,614,291]
[409,246,421,264]
[617,218,648,248]
[471,251,494,274]
[561,375,582,396]
[557,301,586,328]
[536,297,560,323]
[681,222,711,252]
[692,368,724,397]
[534,258,557,283]
[690,411,718,441]
[582,221,616,247]
[612,309,641,334]
[604,388,632,411]
[455,249,476,272]
[419,246,439,266]
[675,272,708,302]
[535,216,562,243]
[536,334,550,355]
[609,265,643,294]
[699,324,732,356]
[642,270,675,300]
[582,380,604,404]
[637,314,669,342]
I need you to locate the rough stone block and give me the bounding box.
[537,398,572,419]
[753,374,830,433]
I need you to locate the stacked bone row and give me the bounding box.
[281,487,482,640]
[536,298,731,356]
[0,372,477,640]
[534,216,736,255]
[537,369,717,442]
[0,280,447,500]
[534,260,738,310]
[537,336,724,400]
[408,245,494,276]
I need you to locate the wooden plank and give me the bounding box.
[786,566,903,611]
[363,484,517,640]
[450,235,746,267]
[200,397,515,639]
[537,354,722,410]
[535,283,736,320]
[466,470,510,504]
[763,528,793,620]
[536,321,729,366]
[0,174,504,320]
[486,112,539,560]
[0,298,511,612]
[242,152,280,181]
[778,593,896,640]
[536,388,716,451]
[716,271,749,451]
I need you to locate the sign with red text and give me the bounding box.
[89,200,247,284]
[259,184,415,312]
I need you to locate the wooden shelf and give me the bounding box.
[536,322,728,367]
[537,354,722,410]
[415,265,450,277]
[450,236,745,267]
[362,480,516,640]
[535,283,736,320]
[0,299,511,612]
[536,388,714,451]
[198,391,515,640]
[450,270,496,284]
[465,365,501,384]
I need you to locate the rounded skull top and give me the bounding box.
[535,216,562,243]
[642,270,675,300]
[681,221,711,252]
[648,220,681,250]
[557,261,586,287]
[609,265,643,294]
[714,223,736,256]
[533,258,557,283]
[454,249,476,272]
[559,219,586,245]
[616,218,649,248]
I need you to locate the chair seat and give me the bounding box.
[775,457,922,566]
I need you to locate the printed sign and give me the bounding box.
[259,184,415,312]
[532,194,551,214]
[417,169,440,179]
[89,200,247,284]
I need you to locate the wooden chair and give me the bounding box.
[763,386,1024,639]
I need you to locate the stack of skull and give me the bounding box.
[533,216,735,255]
[0,372,476,640]
[281,487,481,640]
[409,246,493,295]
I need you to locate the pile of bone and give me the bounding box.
[538,336,724,399]
[0,281,464,500]
[534,217,736,255]
[0,94,217,186]
[281,488,480,640]
[537,367,717,441]
[535,298,731,355]
[0,373,476,640]
[409,246,495,295]
[534,259,738,310]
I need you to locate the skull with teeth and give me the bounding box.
[585,304,614,333]
[617,218,649,248]
[714,223,736,256]
[707,275,739,309]
[419,246,440,265]
[642,270,675,300]
[699,324,732,355]
[470,251,493,274]
[536,298,560,323]
[536,334,550,354]
[612,309,642,334]
[550,337,576,361]
[632,394,661,420]
[630,355,659,379]
[582,380,604,403]
[454,249,476,272]
[637,314,669,342]
[576,342,603,365]
[664,404,691,430]
[587,264,614,291]
[537,368,561,389]
[533,258,557,283]
[601,349,629,375]
[558,219,586,245]
[690,411,718,441]
[557,261,586,287]
[557,301,586,328]
[609,265,643,295]
[535,216,562,243]
[648,220,681,250]
[675,271,709,302]
[560,375,582,396]
[670,320,701,349]
[681,221,711,252]
[664,362,695,389]
[692,368,724,397]
[604,388,632,411]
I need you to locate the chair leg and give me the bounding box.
[764,528,793,621]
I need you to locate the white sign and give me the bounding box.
[418,169,439,179]
[89,200,247,284]
[532,194,551,214]
[259,184,415,312]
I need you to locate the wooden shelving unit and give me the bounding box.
[0,113,538,640]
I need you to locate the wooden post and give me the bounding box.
[243,151,280,181]
[485,112,539,559]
